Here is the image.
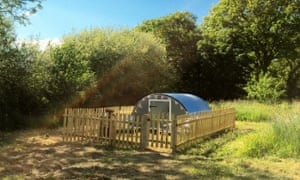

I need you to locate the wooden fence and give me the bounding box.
[63,108,142,148]
[174,108,235,151]
[96,106,135,114]
[62,107,235,152]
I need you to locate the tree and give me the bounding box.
[136,12,201,91]
[60,29,171,107]
[20,43,55,111]
[244,72,286,102]
[198,0,300,99]
[188,47,249,100]
[200,0,300,74]
[48,42,95,105]
[0,0,42,25]
[0,0,42,53]
[0,0,42,130]
[286,58,300,98]
[0,47,27,129]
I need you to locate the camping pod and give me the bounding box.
[133,93,211,119]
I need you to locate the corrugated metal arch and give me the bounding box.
[162,93,211,113]
[133,93,210,116]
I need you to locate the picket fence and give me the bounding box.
[62,106,235,152]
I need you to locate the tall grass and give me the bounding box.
[210,100,300,158]
[271,107,300,157]
[211,100,292,122]
[237,101,300,158]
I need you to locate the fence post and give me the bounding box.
[232,108,236,128]
[63,108,68,141]
[140,114,150,150]
[109,116,116,146]
[171,116,177,153]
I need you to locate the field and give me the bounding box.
[0,101,299,179]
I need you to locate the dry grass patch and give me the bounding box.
[0,120,300,179]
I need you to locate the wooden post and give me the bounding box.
[140,114,150,150]
[109,115,116,146]
[171,116,177,153]
[232,108,236,128]
[63,108,68,141]
[105,109,114,139]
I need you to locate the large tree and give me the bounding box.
[136,12,201,92]
[0,0,42,130]
[53,29,172,107]
[198,0,300,98]
[48,41,96,106]
[200,0,300,73]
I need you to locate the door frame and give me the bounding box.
[148,98,172,121]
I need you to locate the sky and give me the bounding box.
[15,0,218,41]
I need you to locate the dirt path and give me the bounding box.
[0,128,298,179]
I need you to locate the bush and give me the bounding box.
[244,72,286,103]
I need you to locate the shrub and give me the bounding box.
[244,72,286,103]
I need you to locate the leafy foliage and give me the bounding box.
[1,0,300,130]
[136,11,199,67]
[63,29,172,106]
[244,72,286,102]
[200,0,300,73]
[194,46,249,100]
[198,0,300,99]
[0,0,44,130]
[49,41,95,105]
[0,0,42,25]
[0,44,45,129]
[136,12,200,91]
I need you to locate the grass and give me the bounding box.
[182,120,300,179]
[271,109,300,157]
[211,100,300,158]
[201,101,300,178]
[211,100,295,122]
[243,101,300,158]
[1,127,298,179]
[0,100,299,179]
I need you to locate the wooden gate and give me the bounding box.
[140,113,174,151]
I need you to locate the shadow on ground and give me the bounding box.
[0,129,290,179]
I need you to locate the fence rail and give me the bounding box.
[62,106,235,152]
[63,108,142,149]
[174,108,235,151]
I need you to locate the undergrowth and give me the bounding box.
[211,100,294,122]
[212,101,300,158]
[240,102,300,158]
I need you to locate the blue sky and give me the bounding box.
[16,0,218,40]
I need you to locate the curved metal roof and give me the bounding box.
[163,93,211,113]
